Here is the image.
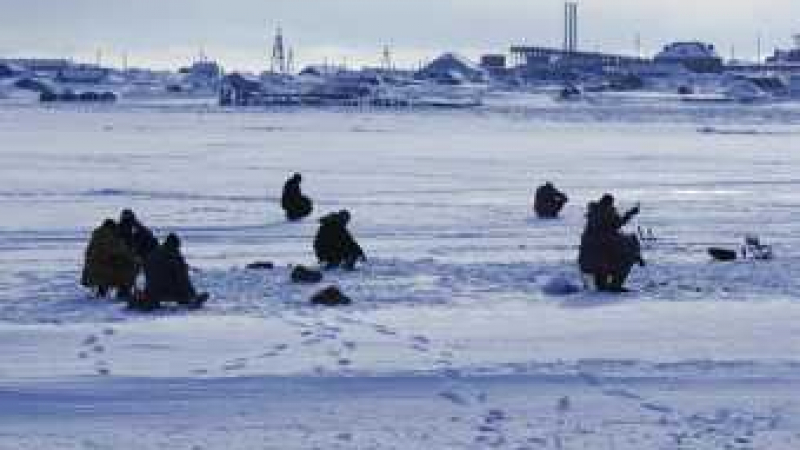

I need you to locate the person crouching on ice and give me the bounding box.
[81,219,137,299]
[135,233,208,311]
[314,210,366,270]
[534,181,569,219]
[578,194,644,293]
[281,173,313,221]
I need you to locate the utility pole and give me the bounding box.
[635,33,642,59]
[756,33,762,65]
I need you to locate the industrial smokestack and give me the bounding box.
[564,2,579,53]
[564,3,570,52]
[571,2,578,52]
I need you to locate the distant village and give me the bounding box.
[3,3,800,107]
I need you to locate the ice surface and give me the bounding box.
[1,102,800,448]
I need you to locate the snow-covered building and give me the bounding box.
[0,62,26,78]
[0,58,70,76]
[416,53,488,83]
[654,42,723,73]
[56,64,109,84]
[181,61,223,90]
[219,72,264,106]
[766,34,800,65]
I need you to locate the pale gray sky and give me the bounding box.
[0,0,798,70]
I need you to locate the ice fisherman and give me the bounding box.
[135,233,208,311]
[281,173,313,221]
[534,182,569,219]
[313,210,366,270]
[81,219,138,299]
[117,209,159,261]
[578,194,644,292]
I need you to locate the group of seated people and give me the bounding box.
[81,209,207,311]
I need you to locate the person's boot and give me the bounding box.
[594,274,610,292]
[342,257,357,271]
[116,286,133,300]
[609,266,632,293]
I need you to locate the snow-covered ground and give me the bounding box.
[1,102,800,449]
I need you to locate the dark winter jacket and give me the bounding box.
[579,202,641,275]
[118,218,159,260]
[81,221,137,289]
[143,241,196,302]
[584,201,637,236]
[281,176,313,221]
[314,212,364,266]
[534,184,569,218]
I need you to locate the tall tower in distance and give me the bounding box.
[271,26,288,74]
[381,45,394,71]
[563,2,578,53]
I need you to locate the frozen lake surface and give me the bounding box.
[1,102,799,449]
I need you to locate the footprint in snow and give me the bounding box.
[373,325,397,336]
[342,341,357,351]
[102,328,115,336]
[641,402,673,414]
[603,388,643,400]
[335,432,353,442]
[411,335,430,344]
[257,343,290,357]
[222,360,248,371]
[82,335,99,346]
[439,390,470,406]
[484,409,507,424]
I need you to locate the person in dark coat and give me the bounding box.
[534,182,569,218]
[81,219,137,299]
[281,173,313,221]
[578,194,643,292]
[139,233,206,310]
[117,209,159,261]
[313,210,365,270]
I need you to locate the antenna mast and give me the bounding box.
[271,26,288,73]
[381,45,394,70]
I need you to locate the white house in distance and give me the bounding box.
[417,53,488,83]
[654,42,724,73]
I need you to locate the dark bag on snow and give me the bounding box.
[246,261,275,270]
[310,286,351,306]
[708,247,737,261]
[291,266,323,284]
